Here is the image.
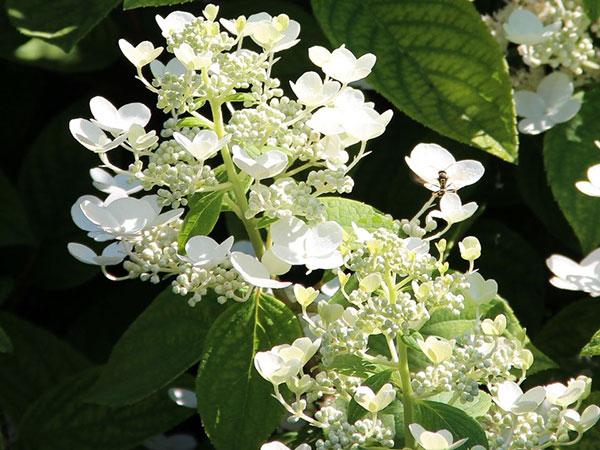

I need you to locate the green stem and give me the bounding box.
[397,339,416,449]
[210,100,265,259]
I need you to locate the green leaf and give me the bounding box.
[584,0,600,21]
[0,325,12,353]
[311,0,517,162]
[320,197,395,232]
[0,2,119,73]
[328,354,382,378]
[123,0,195,10]
[413,400,488,449]
[196,293,302,450]
[6,0,120,52]
[224,92,255,103]
[177,116,212,128]
[580,328,600,357]
[347,370,395,424]
[0,168,34,247]
[0,313,90,422]
[535,298,600,366]
[427,391,492,418]
[18,101,99,290]
[84,288,226,406]
[544,89,600,253]
[470,220,546,332]
[18,368,194,450]
[177,190,224,252]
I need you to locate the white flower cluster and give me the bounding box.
[67,4,390,305]
[66,4,600,449]
[481,0,600,134]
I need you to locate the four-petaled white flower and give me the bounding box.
[173,130,229,163]
[232,146,288,180]
[290,71,340,107]
[492,381,546,414]
[417,336,455,364]
[69,119,127,153]
[576,162,600,197]
[67,241,130,266]
[545,379,588,407]
[127,124,159,151]
[562,405,600,432]
[89,96,151,135]
[503,9,561,45]
[118,39,163,68]
[245,13,301,53]
[409,424,468,450]
[173,43,213,71]
[546,249,600,296]
[72,194,183,241]
[180,235,234,269]
[270,216,344,271]
[515,72,581,135]
[405,143,484,193]
[309,45,376,84]
[320,135,349,170]
[354,383,396,413]
[481,314,507,336]
[150,58,188,80]
[254,337,320,385]
[155,11,196,37]
[428,193,478,224]
[306,87,393,142]
[230,251,290,289]
[463,272,498,306]
[90,167,142,195]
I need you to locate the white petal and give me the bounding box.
[514,91,545,118]
[405,143,455,187]
[537,72,574,108]
[576,181,600,197]
[308,46,331,67]
[67,243,100,265]
[89,97,119,131]
[518,117,553,135]
[261,249,291,275]
[547,98,581,124]
[231,252,290,289]
[445,160,484,190]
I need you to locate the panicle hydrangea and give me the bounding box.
[66,4,600,449]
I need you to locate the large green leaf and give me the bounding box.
[18,102,99,290]
[320,197,395,232]
[581,327,600,357]
[0,168,34,247]
[85,288,226,406]
[18,368,194,450]
[196,293,302,450]
[177,190,224,252]
[544,89,600,253]
[124,0,194,9]
[470,220,546,332]
[534,298,600,365]
[0,313,90,422]
[0,0,119,73]
[584,0,600,21]
[5,0,120,52]
[413,400,488,449]
[311,0,517,162]
[386,398,489,448]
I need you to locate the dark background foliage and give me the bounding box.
[1,0,599,448]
